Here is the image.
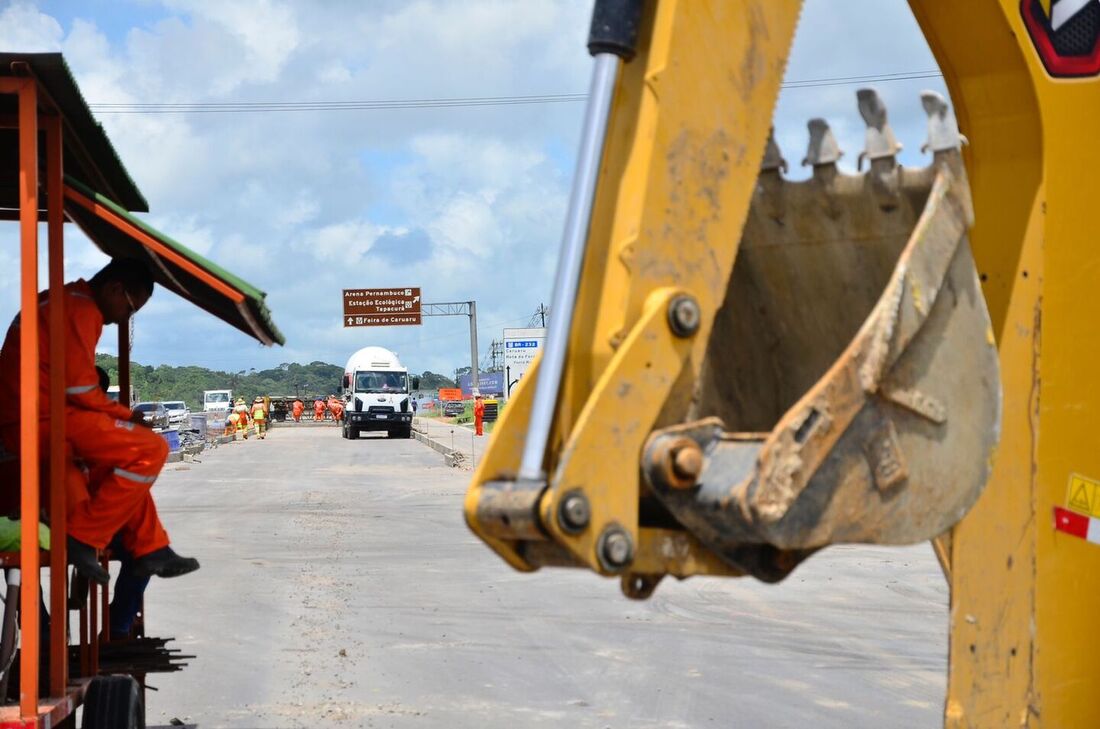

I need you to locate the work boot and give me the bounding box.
[67,536,109,586]
[134,546,200,578]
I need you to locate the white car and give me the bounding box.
[162,400,190,426]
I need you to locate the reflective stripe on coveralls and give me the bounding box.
[64,411,169,554]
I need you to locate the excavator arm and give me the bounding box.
[467,0,1100,725]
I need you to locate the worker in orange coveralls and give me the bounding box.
[327,395,344,424]
[474,394,485,437]
[0,259,199,585]
[291,398,304,422]
[313,398,325,421]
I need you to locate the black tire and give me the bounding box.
[349,427,359,440]
[340,424,348,439]
[82,674,143,729]
[400,426,413,439]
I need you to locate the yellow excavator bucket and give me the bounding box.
[464,1,999,597]
[647,94,999,582]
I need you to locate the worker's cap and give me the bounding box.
[253,397,263,402]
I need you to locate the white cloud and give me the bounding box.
[0,2,63,50]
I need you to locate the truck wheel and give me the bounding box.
[82,674,143,729]
[400,426,413,439]
[340,424,348,439]
[349,427,359,440]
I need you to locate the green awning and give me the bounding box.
[0,52,147,212]
[63,176,284,346]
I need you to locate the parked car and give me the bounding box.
[442,400,465,417]
[161,400,190,426]
[132,402,170,430]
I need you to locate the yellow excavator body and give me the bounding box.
[466,1,1100,725]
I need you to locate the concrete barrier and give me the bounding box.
[412,428,465,468]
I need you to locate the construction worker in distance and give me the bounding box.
[250,396,268,439]
[327,394,344,424]
[291,398,304,423]
[313,397,325,421]
[233,397,251,439]
[474,394,485,437]
[227,408,241,439]
[0,258,199,584]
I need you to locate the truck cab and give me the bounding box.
[202,389,233,417]
[342,346,418,439]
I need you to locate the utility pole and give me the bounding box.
[532,302,550,328]
[488,339,503,371]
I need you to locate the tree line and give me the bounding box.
[94,354,456,409]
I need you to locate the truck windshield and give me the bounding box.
[355,371,407,393]
[206,392,229,403]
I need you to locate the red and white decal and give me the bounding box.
[1053,506,1100,543]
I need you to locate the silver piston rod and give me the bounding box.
[518,0,643,482]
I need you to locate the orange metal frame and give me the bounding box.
[63,186,246,305]
[0,73,102,727]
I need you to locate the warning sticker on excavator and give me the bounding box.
[1065,473,1100,517]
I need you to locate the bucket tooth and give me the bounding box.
[761,127,788,173]
[856,88,902,209]
[921,90,967,154]
[801,118,842,168]
[856,88,902,170]
[800,119,842,217]
[759,127,787,222]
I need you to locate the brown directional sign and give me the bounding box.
[343,287,422,327]
[345,313,422,327]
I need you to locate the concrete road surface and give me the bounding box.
[143,425,948,728]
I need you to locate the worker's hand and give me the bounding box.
[129,409,151,428]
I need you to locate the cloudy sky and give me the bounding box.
[0,0,947,377]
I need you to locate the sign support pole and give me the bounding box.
[468,300,480,396]
[420,301,484,397]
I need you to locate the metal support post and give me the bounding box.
[16,76,40,720]
[468,301,480,396]
[45,113,68,698]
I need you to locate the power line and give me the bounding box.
[88,93,587,114]
[781,69,942,88]
[86,69,945,115]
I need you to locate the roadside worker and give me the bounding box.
[251,397,268,439]
[291,398,304,422]
[313,398,325,421]
[227,408,241,439]
[328,396,344,424]
[233,397,251,439]
[474,394,485,437]
[0,258,199,584]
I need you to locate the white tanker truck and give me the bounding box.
[341,346,419,439]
